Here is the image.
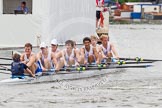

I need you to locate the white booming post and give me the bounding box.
[0,0,2,15]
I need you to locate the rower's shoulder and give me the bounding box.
[80,46,84,50]
[74,48,80,53]
[36,51,41,55]
[50,52,57,58]
[31,52,36,55]
[56,48,61,52]
[109,42,115,47]
[30,52,37,58]
[92,46,98,51]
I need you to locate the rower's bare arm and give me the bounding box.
[51,53,57,66]
[36,53,46,70]
[20,54,24,61]
[111,43,119,59]
[20,54,26,64]
[100,47,107,58]
[93,47,98,59]
[26,68,35,78]
[36,52,41,61]
[56,51,62,59]
[26,54,36,67]
[80,48,85,58]
[74,49,80,66]
[98,46,103,54]
[75,49,80,62]
[62,50,68,66]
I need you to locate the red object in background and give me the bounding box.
[100,12,104,28]
[96,0,104,28]
[103,7,108,12]
[96,0,98,5]
[116,2,121,9]
[96,0,104,6]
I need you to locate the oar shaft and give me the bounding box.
[0,64,11,66]
[119,57,162,62]
[84,65,152,70]
[0,57,12,60]
[80,61,153,67]
[56,64,153,72]
[105,61,153,64]
[142,59,162,62]
[0,68,11,71]
[0,68,11,74]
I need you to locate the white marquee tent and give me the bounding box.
[0,0,96,48]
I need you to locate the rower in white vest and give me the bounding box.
[99,34,119,62]
[36,42,57,72]
[51,39,60,55]
[20,43,39,75]
[80,37,100,65]
[56,40,80,70]
[90,35,100,52]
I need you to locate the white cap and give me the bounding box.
[40,42,48,48]
[51,39,58,45]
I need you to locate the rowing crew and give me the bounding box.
[11,35,119,78]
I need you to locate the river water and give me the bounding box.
[0,24,162,108]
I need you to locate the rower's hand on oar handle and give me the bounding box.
[84,61,88,65]
[21,61,28,64]
[115,56,120,60]
[75,62,80,67]
[65,62,69,67]
[103,56,107,59]
[42,67,48,72]
[31,73,35,78]
[96,61,100,65]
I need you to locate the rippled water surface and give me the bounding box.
[0,25,162,108]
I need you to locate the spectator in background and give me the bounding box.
[17,1,29,14]
[116,1,121,9]
[96,0,104,29]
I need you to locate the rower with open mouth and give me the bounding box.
[20,43,40,75]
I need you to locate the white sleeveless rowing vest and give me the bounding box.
[24,53,34,62]
[53,49,60,54]
[41,51,55,68]
[100,43,111,56]
[83,45,94,59]
[41,51,51,62]
[64,48,75,62]
[92,44,100,52]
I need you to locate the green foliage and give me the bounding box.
[115,0,140,4]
